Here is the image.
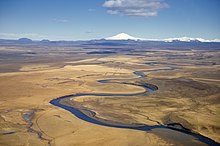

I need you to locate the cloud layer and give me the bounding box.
[103,0,169,17]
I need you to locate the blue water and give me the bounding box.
[50,70,219,146]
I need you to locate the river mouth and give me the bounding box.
[50,70,220,146]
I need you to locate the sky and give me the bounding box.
[0,0,220,40]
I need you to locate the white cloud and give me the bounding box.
[85,31,93,34]
[53,18,69,23]
[0,33,47,40]
[103,0,169,17]
[88,9,96,12]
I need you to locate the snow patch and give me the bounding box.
[163,37,220,43]
[105,33,146,40]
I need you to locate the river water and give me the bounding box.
[50,69,219,146]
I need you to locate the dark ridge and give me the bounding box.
[0,132,16,135]
[166,123,191,132]
[87,51,116,55]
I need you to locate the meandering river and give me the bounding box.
[50,68,219,146]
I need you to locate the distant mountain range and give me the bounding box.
[163,37,220,43]
[104,33,220,43]
[0,33,220,44]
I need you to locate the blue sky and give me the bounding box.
[0,0,219,40]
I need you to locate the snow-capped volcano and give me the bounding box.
[105,33,145,41]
